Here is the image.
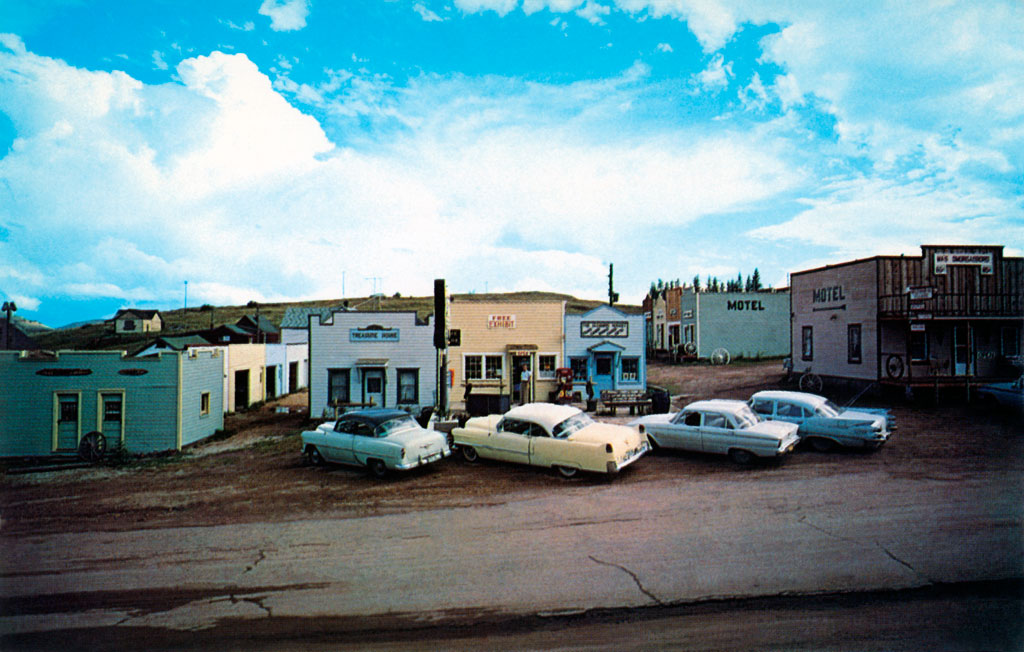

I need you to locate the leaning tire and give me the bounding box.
[78,431,107,463]
[555,465,578,478]
[728,448,755,465]
[367,458,388,478]
[461,446,479,463]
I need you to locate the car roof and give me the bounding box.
[340,408,415,427]
[503,402,582,430]
[683,399,751,415]
[750,390,826,406]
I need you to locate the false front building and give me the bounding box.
[790,245,1022,388]
[565,305,646,396]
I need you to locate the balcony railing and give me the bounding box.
[879,293,1022,318]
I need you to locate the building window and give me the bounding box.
[485,355,503,380]
[570,357,588,381]
[102,394,123,423]
[200,392,211,416]
[59,396,78,422]
[538,355,557,380]
[465,355,483,380]
[328,368,350,404]
[802,326,813,361]
[621,357,639,382]
[398,369,418,404]
[1002,326,1021,357]
[910,329,929,362]
[123,319,136,331]
[684,324,694,343]
[848,324,862,364]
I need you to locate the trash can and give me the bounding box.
[646,385,671,414]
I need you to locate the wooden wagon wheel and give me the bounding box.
[78,431,107,463]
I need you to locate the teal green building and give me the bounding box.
[0,349,224,457]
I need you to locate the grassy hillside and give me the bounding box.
[33,293,642,352]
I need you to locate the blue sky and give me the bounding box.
[1,0,1022,327]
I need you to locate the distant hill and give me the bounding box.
[32,293,641,351]
[9,316,52,336]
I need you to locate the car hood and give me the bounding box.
[568,423,643,448]
[747,420,800,440]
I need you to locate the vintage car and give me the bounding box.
[452,402,649,477]
[301,408,451,477]
[748,390,893,451]
[629,399,800,465]
[975,376,1024,411]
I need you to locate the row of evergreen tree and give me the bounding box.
[650,268,764,295]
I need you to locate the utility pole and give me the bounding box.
[184,280,188,310]
[2,300,16,350]
[608,263,619,306]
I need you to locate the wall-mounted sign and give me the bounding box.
[908,287,934,300]
[916,313,933,320]
[580,321,629,338]
[812,286,846,303]
[682,310,693,319]
[118,368,149,376]
[934,252,993,275]
[910,323,927,331]
[488,314,516,329]
[36,368,92,376]
[350,329,400,342]
[726,300,766,311]
[909,302,927,311]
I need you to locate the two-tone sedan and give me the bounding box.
[748,390,893,452]
[629,399,800,465]
[301,408,451,478]
[452,402,649,478]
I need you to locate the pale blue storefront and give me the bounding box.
[564,305,647,397]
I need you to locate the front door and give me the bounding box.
[234,369,250,411]
[953,325,972,376]
[101,393,123,446]
[594,353,615,393]
[363,369,385,407]
[266,365,278,398]
[56,393,80,451]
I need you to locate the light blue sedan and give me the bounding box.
[749,390,893,452]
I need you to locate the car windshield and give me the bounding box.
[551,412,593,439]
[816,400,841,418]
[375,415,418,437]
[733,405,760,429]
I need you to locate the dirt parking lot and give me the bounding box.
[1,360,1021,537]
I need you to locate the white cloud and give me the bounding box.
[413,3,445,21]
[453,0,519,17]
[576,0,610,24]
[152,50,168,70]
[656,42,673,53]
[258,0,310,32]
[694,53,731,92]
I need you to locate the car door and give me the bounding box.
[349,420,383,466]
[698,412,734,454]
[658,410,703,452]
[327,419,359,463]
[490,418,532,464]
[526,422,569,467]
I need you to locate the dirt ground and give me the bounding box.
[2,360,1021,537]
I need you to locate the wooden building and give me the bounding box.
[790,245,1022,389]
[111,309,163,334]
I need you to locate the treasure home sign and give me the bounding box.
[580,321,629,338]
[350,329,400,342]
[934,251,993,275]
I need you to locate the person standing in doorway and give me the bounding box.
[520,364,532,404]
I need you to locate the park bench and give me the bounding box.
[599,389,652,416]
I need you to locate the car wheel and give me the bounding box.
[728,448,755,465]
[555,465,578,478]
[367,458,388,478]
[461,446,479,463]
[306,446,325,466]
[810,437,837,453]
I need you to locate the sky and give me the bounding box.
[1,0,1022,328]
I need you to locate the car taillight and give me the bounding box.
[606,443,613,453]
[638,425,645,434]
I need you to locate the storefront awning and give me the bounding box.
[355,358,389,367]
[587,340,626,353]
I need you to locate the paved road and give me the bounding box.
[3,464,1021,648]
